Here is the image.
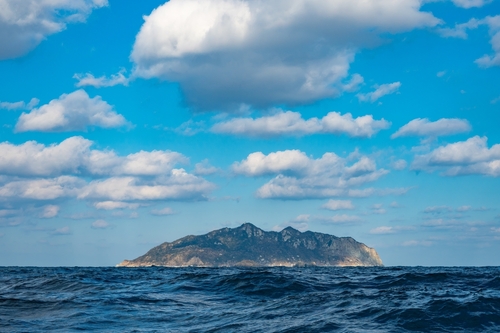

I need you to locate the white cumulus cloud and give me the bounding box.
[411,136,500,176]
[0,0,108,60]
[0,136,188,178]
[392,118,471,139]
[211,111,390,138]
[78,172,215,201]
[0,176,84,201]
[0,137,216,203]
[0,136,92,177]
[131,0,438,110]
[357,82,401,103]
[233,150,388,199]
[15,90,128,132]
[95,150,189,177]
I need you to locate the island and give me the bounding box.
[117,223,383,267]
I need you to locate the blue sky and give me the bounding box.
[1,0,500,266]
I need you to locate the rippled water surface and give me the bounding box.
[1,266,500,332]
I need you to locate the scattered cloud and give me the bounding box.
[232,149,388,199]
[371,226,394,234]
[371,203,386,215]
[0,98,39,111]
[94,201,140,210]
[357,82,401,103]
[347,187,412,198]
[73,69,129,88]
[173,120,206,136]
[0,216,22,227]
[15,90,129,132]
[475,16,500,67]
[392,118,471,139]
[131,0,438,110]
[369,226,415,234]
[437,18,480,39]
[390,201,402,208]
[456,205,489,212]
[424,206,452,214]
[39,205,60,218]
[435,15,500,68]
[317,214,362,224]
[151,207,175,216]
[0,0,108,60]
[391,159,408,170]
[211,111,390,138]
[65,212,102,220]
[452,0,492,9]
[0,210,23,227]
[411,136,500,177]
[0,209,19,218]
[342,74,365,92]
[436,71,447,77]
[421,218,462,228]
[402,240,432,246]
[321,200,354,211]
[491,96,500,104]
[91,219,109,229]
[193,159,219,176]
[456,205,472,212]
[52,226,71,235]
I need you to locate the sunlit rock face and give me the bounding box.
[117,223,383,267]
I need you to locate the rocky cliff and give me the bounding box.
[117,223,383,267]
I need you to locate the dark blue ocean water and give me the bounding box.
[1,267,500,332]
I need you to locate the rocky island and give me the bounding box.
[117,223,383,267]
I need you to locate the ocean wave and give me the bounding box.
[1,267,499,332]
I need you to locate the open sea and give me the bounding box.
[1,266,499,332]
